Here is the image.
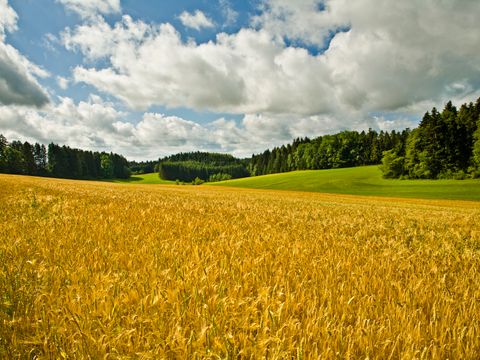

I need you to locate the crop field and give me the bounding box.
[1,174,480,358]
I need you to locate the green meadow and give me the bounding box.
[113,166,480,201]
[211,165,480,201]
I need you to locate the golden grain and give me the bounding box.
[0,174,479,359]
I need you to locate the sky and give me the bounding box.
[0,0,479,160]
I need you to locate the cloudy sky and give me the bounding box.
[0,0,479,160]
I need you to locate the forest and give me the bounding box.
[158,152,249,182]
[0,136,130,179]
[247,130,409,176]
[381,99,480,179]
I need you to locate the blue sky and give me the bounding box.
[0,0,479,160]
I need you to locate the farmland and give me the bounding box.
[1,174,480,358]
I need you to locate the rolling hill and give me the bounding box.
[211,165,480,201]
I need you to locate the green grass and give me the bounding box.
[211,165,480,201]
[108,173,173,185]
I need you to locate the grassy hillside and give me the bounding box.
[1,174,479,358]
[108,173,173,185]
[212,165,480,201]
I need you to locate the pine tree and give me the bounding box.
[22,142,36,175]
[472,118,480,177]
[0,134,7,172]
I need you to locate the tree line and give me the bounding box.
[248,129,410,176]
[0,135,130,179]
[158,152,249,182]
[381,98,480,179]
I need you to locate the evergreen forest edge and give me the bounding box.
[1,97,480,182]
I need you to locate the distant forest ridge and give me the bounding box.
[157,152,249,182]
[1,97,479,181]
[0,139,130,180]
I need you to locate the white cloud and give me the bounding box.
[56,76,69,90]
[0,0,18,41]
[373,116,418,133]
[179,10,214,31]
[62,15,152,61]
[63,16,334,115]
[56,0,121,19]
[255,0,480,113]
[0,96,127,153]
[251,0,339,46]
[0,0,49,107]
[219,0,238,27]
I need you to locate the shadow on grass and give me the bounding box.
[117,176,143,183]
[101,176,144,183]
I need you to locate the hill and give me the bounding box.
[211,165,480,201]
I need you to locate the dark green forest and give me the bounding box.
[1,98,479,182]
[381,99,480,179]
[158,152,249,182]
[128,160,158,175]
[0,136,130,179]
[247,130,410,176]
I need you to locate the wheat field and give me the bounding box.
[1,174,479,359]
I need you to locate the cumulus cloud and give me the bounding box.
[61,0,480,123]
[63,16,334,114]
[0,0,18,40]
[251,0,340,46]
[62,15,152,61]
[0,0,49,107]
[255,0,480,112]
[56,0,121,19]
[0,96,127,152]
[179,10,214,31]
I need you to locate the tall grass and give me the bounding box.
[1,174,479,358]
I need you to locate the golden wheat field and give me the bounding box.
[1,174,480,359]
